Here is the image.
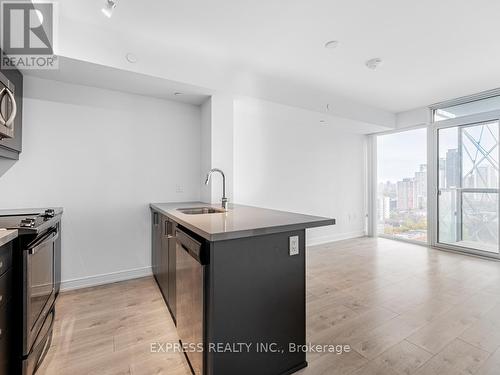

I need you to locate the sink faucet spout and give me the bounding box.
[204,168,228,210]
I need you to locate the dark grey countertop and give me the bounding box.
[0,229,17,247]
[150,202,335,241]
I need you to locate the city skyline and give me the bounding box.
[377,128,427,182]
[378,138,498,245]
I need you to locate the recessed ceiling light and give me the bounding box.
[102,0,118,18]
[174,92,183,96]
[324,40,339,49]
[125,53,138,63]
[365,58,382,70]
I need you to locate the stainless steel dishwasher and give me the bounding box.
[176,228,205,375]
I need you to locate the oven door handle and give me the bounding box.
[4,88,17,128]
[28,228,59,255]
[0,88,6,126]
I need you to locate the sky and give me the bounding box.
[377,123,498,184]
[377,128,427,182]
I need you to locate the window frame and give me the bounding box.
[430,110,500,259]
[431,89,500,123]
[367,89,500,259]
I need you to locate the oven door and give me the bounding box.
[23,307,55,375]
[23,226,58,356]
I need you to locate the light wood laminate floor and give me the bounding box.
[38,237,500,375]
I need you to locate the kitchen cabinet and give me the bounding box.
[0,50,23,160]
[167,220,177,318]
[151,211,161,281]
[151,210,176,322]
[0,241,13,374]
[159,215,169,297]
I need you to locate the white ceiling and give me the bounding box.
[56,0,500,114]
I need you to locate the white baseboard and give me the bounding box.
[60,266,152,292]
[59,233,364,291]
[306,231,366,247]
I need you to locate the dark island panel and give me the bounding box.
[205,229,307,375]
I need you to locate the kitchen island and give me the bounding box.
[150,202,335,375]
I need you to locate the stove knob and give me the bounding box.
[20,218,36,228]
[44,209,55,218]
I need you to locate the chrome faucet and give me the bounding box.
[204,168,228,210]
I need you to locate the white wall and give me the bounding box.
[396,107,431,129]
[0,76,201,289]
[233,97,367,245]
[200,98,212,203]
[199,95,235,204]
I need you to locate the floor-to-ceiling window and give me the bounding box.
[376,128,427,242]
[433,99,500,255]
[372,92,500,257]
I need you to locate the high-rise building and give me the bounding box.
[377,196,391,220]
[462,163,498,189]
[439,158,446,186]
[384,181,397,198]
[471,165,498,188]
[414,164,427,209]
[397,178,415,210]
[446,149,459,187]
[476,166,489,188]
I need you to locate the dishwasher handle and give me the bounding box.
[175,228,206,264]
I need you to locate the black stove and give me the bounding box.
[2,207,63,374]
[0,208,62,234]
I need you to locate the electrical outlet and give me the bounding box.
[175,185,184,193]
[289,236,299,256]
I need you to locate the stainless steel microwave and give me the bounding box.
[0,71,17,139]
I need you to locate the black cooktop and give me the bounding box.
[0,208,63,233]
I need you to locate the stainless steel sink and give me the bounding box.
[177,207,226,215]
